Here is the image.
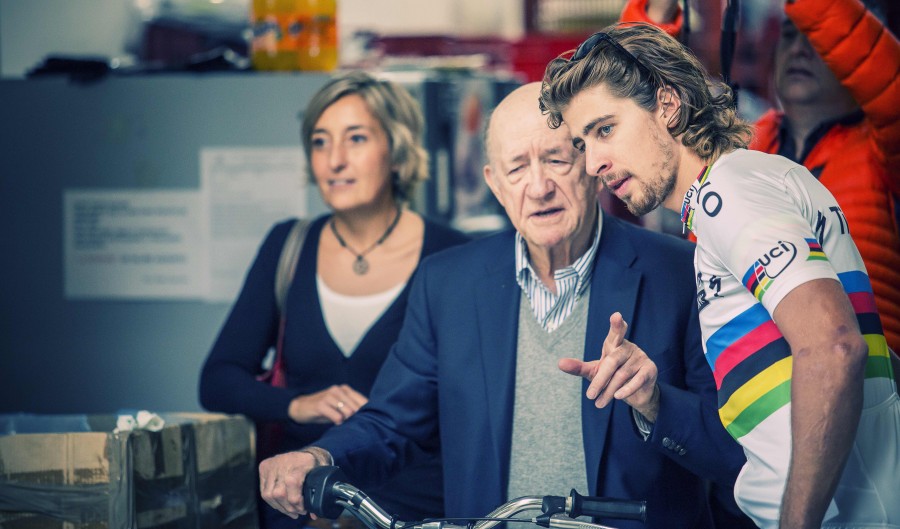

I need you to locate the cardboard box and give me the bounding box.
[0,413,257,529]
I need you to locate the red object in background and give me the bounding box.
[372,35,514,70]
[510,33,590,82]
[372,33,590,84]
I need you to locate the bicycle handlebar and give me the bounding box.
[302,466,646,529]
[569,490,646,520]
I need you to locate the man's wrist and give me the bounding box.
[299,446,334,467]
[634,384,661,423]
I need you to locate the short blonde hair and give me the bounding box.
[540,23,751,163]
[301,71,428,201]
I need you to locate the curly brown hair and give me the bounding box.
[540,22,751,163]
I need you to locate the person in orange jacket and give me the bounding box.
[621,0,900,352]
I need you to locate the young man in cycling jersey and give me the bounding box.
[621,0,900,353]
[540,22,900,529]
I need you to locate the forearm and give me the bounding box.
[199,362,296,420]
[313,413,411,489]
[200,226,290,418]
[780,339,867,528]
[787,0,900,163]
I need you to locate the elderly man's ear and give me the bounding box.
[483,164,501,203]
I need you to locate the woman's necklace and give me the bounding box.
[330,206,402,275]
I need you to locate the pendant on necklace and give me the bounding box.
[353,256,369,275]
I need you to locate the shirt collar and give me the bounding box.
[515,206,603,296]
[680,164,713,234]
[777,109,864,163]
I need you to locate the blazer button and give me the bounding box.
[678,448,687,456]
[662,437,673,449]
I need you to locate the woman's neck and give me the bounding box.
[331,201,401,248]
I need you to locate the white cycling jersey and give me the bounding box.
[683,149,900,528]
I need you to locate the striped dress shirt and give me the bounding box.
[515,211,602,332]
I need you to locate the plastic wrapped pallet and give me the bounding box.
[0,412,257,529]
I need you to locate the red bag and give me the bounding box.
[256,317,288,388]
[255,219,309,461]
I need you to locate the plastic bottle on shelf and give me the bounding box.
[296,0,338,71]
[251,0,302,71]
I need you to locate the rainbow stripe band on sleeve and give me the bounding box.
[840,270,893,381]
[742,263,773,302]
[709,271,893,440]
[806,238,827,261]
[705,304,792,439]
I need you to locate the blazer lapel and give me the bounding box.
[474,234,520,497]
[582,215,641,494]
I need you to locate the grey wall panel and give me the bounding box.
[0,73,331,413]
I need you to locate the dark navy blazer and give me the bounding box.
[315,212,746,529]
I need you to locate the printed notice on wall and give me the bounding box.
[64,190,205,299]
[201,147,307,302]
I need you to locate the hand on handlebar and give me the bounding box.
[558,312,660,422]
[289,384,368,425]
[260,448,331,518]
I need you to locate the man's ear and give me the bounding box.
[656,85,681,127]
[483,164,502,203]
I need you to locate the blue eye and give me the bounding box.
[598,125,613,137]
[311,137,326,149]
[350,134,368,144]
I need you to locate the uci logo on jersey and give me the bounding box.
[741,240,797,302]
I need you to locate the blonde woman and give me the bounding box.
[200,71,467,529]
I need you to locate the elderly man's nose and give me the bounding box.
[526,167,554,198]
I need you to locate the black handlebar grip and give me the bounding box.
[569,489,646,522]
[303,465,348,519]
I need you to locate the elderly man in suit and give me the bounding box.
[258,82,745,529]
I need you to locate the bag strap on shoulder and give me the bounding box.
[274,218,311,315]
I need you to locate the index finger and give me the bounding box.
[604,312,628,352]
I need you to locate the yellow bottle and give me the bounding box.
[296,0,338,71]
[251,0,302,71]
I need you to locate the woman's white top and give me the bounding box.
[317,274,406,357]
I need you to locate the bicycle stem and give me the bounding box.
[475,497,619,529]
[333,482,399,529]
[474,497,544,529]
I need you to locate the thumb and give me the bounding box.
[558,358,591,378]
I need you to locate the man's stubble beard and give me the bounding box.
[622,133,677,217]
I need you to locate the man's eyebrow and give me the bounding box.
[508,153,528,164]
[581,114,614,137]
[541,146,572,158]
